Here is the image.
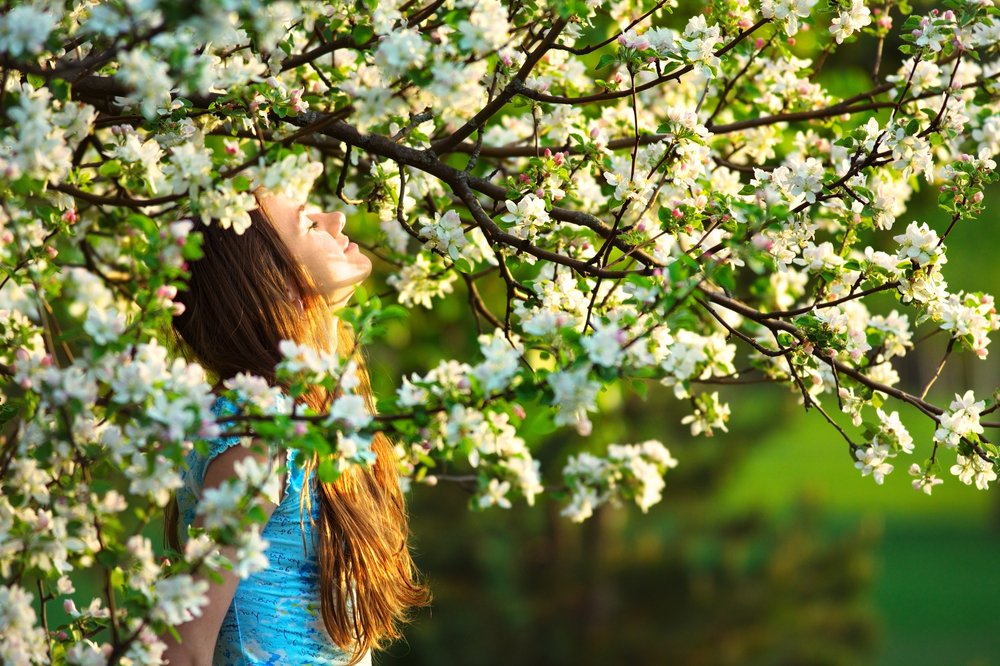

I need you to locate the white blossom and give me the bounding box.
[151,575,210,625]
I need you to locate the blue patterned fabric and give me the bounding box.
[176,396,369,666]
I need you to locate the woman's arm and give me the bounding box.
[162,442,282,666]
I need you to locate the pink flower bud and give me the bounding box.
[64,600,77,615]
[45,246,58,258]
[58,632,68,640]
[944,10,954,20]
[61,209,77,224]
[423,475,438,486]
[266,76,280,88]
[171,302,186,316]
[536,188,545,197]
[15,348,28,361]
[519,173,531,183]
[671,208,683,219]
[754,37,764,49]
[157,285,178,300]
[544,148,552,157]
[511,404,526,419]
[41,354,53,367]
[973,191,984,203]
[788,38,795,45]
[294,423,308,436]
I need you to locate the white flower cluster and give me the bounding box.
[561,440,678,522]
[830,0,872,44]
[761,0,820,35]
[387,253,457,308]
[548,365,602,436]
[933,391,986,449]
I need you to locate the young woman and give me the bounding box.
[164,191,429,666]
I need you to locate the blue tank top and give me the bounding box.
[176,396,370,666]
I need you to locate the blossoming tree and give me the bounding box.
[2,0,1000,661]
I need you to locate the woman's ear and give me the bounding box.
[285,273,301,302]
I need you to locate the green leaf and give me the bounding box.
[352,25,374,45]
[232,175,251,192]
[99,161,122,177]
[0,404,18,428]
[532,413,557,434]
[354,284,368,304]
[596,53,617,70]
[630,379,648,400]
[379,305,409,320]
[318,458,341,483]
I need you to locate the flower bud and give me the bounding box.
[157,285,178,300]
[423,475,438,486]
[973,191,984,203]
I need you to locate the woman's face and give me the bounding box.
[263,192,372,308]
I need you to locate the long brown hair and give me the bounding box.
[169,192,429,662]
